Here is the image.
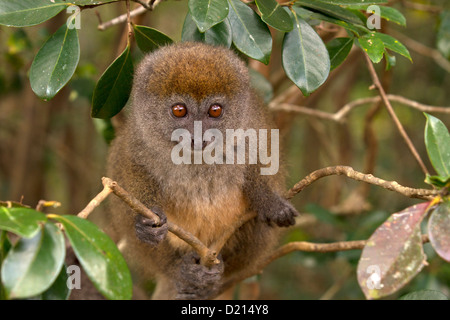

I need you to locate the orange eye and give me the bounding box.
[172,104,187,118]
[208,104,223,118]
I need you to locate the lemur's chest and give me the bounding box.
[165,185,247,249]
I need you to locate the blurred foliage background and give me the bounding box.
[0,0,449,299]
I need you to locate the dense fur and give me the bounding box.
[105,42,298,299]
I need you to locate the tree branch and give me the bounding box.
[97,0,162,30]
[77,177,219,267]
[269,94,450,123]
[286,166,439,200]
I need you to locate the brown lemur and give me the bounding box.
[106,42,299,300]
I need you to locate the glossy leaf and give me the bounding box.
[133,25,173,54]
[50,215,132,300]
[39,265,71,300]
[256,0,293,32]
[298,0,363,25]
[282,10,330,95]
[0,207,47,238]
[428,200,450,262]
[182,12,232,48]
[373,32,411,61]
[400,290,449,300]
[358,33,384,63]
[0,0,67,27]
[0,231,10,300]
[294,7,364,36]
[424,113,450,178]
[1,223,65,299]
[316,0,387,4]
[437,10,450,59]
[91,45,134,119]
[384,50,396,71]
[188,0,229,32]
[425,174,450,188]
[326,37,354,70]
[72,0,119,5]
[228,0,272,64]
[29,23,80,100]
[357,202,430,300]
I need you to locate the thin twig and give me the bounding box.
[98,0,162,31]
[363,52,430,175]
[286,166,439,200]
[98,6,146,30]
[77,184,113,219]
[126,0,132,42]
[270,95,450,123]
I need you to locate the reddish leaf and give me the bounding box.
[357,202,430,299]
[428,200,450,262]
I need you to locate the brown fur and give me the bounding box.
[147,45,241,101]
[104,42,297,299]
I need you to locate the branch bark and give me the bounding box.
[269,94,450,123]
[286,166,438,200]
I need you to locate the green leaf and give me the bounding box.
[133,25,173,54]
[228,0,272,64]
[0,207,47,238]
[0,0,68,27]
[1,223,65,299]
[316,0,387,4]
[71,0,119,5]
[28,265,71,300]
[255,0,293,32]
[298,0,363,26]
[182,12,232,48]
[91,45,134,119]
[424,113,450,178]
[400,290,448,300]
[384,50,396,71]
[0,231,10,300]
[50,215,132,300]
[373,32,411,61]
[358,33,384,63]
[326,37,354,70]
[40,265,71,300]
[428,200,450,262]
[437,10,450,60]
[350,5,406,27]
[188,0,229,32]
[294,7,365,36]
[357,202,430,300]
[29,23,80,101]
[425,174,450,188]
[282,10,330,95]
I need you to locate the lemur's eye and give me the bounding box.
[208,104,223,118]
[172,104,187,118]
